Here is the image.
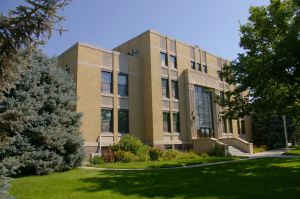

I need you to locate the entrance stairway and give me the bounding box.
[228,146,251,157]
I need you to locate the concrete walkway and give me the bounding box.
[81,149,300,171]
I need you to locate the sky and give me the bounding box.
[1,0,269,60]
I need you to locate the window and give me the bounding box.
[101,109,113,132]
[241,120,246,134]
[222,117,227,133]
[169,55,177,69]
[172,80,179,100]
[218,70,223,81]
[229,118,233,133]
[194,85,213,135]
[160,52,168,66]
[191,61,196,70]
[203,65,208,73]
[161,78,169,98]
[118,109,129,133]
[220,91,225,105]
[163,112,171,132]
[197,63,201,71]
[118,74,128,96]
[173,112,180,132]
[101,71,113,94]
[237,119,241,134]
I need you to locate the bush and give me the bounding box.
[0,51,84,177]
[162,150,180,160]
[89,156,104,165]
[177,151,200,159]
[114,151,138,163]
[116,135,145,155]
[149,148,163,161]
[136,145,150,161]
[208,146,226,157]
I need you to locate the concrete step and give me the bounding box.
[228,146,251,157]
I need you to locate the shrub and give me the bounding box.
[114,150,138,163]
[208,146,226,157]
[102,148,115,163]
[200,153,210,158]
[162,150,180,160]
[136,145,150,161]
[177,151,200,159]
[116,135,145,155]
[89,156,104,165]
[149,148,163,161]
[0,51,84,177]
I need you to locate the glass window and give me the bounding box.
[173,112,180,132]
[220,91,225,104]
[169,55,177,69]
[241,120,246,134]
[101,71,113,94]
[118,109,129,133]
[163,112,171,132]
[191,61,196,70]
[197,63,201,71]
[118,74,128,96]
[194,85,213,136]
[219,70,223,81]
[203,65,208,73]
[229,118,233,133]
[237,119,241,134]
[160,52,168,66]
[172,80,179,100]
[101,109,113,132]
[161,78,169,98]
[222,117,227,133]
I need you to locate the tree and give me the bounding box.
[0,0,70,94]
[0,50,84,176]
[221,0,300,124]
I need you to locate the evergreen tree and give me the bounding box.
[0,50,84,176]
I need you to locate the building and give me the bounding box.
[58,30,253,156]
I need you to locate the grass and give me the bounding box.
[253,145,268,153]
[10,157,300,199]
[284,146,300,156]
[93,156,238,169]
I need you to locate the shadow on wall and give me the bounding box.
[76,158,300,199]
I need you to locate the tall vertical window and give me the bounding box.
[229,118,233,133]
[161,78,169,98]
[163,112,171,132]
[173,112,180,132]
[118,73,128,96]
[191,61,196,70]
[220,91,225,105]
[118,109,129,133]
[101,71,113,94]
[197,63,201,71]
[101,109,113,132]
[160,52,168,66]
[237,119,241,134]
[203,65,208,73]
[194,85,213,135]
[169,55,177,69]
[222,117,227,133]
[241,120,246,134]
[172,80,179,100]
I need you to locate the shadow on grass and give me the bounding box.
[78,158,300,199]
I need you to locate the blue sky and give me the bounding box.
[1,0,269,60]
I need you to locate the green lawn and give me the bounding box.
[10,158,300,199]
[94,156,238,169]
[284,146,300,156]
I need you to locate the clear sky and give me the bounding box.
[1,0,269,60]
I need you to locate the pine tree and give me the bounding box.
[0,50,84,176]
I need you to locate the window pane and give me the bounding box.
[191,61,195,69]
[101,109,113,132]
[222,117,227,133]
[194,85,213,135]
[237,120,241,134]
[169,55,177,69]
[172,80,179,99]
[101,71,113,94]
[118,109,129,133]
[160,52,168,66]
[229,118,233,133]
[173,112,180,132]
[197,63,201,71]
[163,112,171,132]
[118,74,128,96]
[203,65,208,73]
[241,120,246,134]
[161,78,169,98]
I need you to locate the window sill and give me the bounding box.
[161,65,168,69]
[162,98,170,101]
[118,95,129,99]
[101,93,114,97]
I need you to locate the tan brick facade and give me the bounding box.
[58,30,253,155]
